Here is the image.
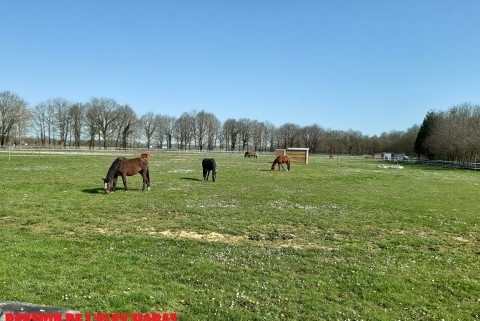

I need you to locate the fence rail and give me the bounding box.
[0,146,266,158]
[415,159,480,171]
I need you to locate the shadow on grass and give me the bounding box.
[82,187,105,194]
[82,187,146,194]
[180,177,202,181]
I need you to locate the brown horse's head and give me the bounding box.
[271,162,276,170]
[103,178,114,194]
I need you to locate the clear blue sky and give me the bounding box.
[1,1,479,136]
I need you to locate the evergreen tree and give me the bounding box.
[414,110,438,158]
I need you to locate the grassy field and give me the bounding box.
[0,151,479,320]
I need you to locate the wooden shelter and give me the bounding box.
[287,147,309,164]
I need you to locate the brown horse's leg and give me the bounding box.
[141,170,147,191]
[122,174,128,191]
[146,168,151,190]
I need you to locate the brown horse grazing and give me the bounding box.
[103,157,150,193]
[244,151,258,158]
[271,155,291,171]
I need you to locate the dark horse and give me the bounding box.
[244,151,258,158]
[271,155,291,171]
[202,158,217,182]
[103,157,150,193]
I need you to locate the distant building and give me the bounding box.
[382,152,407,161]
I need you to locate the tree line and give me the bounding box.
[414,103,480,162]
[3,90,476,159]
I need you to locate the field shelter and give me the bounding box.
[287,147,310,164]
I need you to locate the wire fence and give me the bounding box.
[2,146,479,171]
[415,159,480,171]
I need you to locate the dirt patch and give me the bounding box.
[452,235,475,243]
[96,227,108,234]
[144,228,335,250]
[146,229,247,244]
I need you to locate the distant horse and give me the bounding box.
[271,155,291,171]
[202,158,217,182]
[103,157,150,193]
[244,151,258,158]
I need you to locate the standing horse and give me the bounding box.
[244,151,258,158]
[103,157,150,193]
[271,155,291,171]
[202,158,217,182]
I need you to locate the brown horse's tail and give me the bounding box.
[287,160,291,171]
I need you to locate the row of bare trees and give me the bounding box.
[2,90,420,155]
[414,103,480,162]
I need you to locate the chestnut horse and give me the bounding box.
[271,155,291,171]
[103,157,150,193]
[244,151,258,158]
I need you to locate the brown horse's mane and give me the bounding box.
[106,157,126,181]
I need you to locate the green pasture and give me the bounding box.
[0,152,479,320]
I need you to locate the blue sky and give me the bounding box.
[1,1,479,136]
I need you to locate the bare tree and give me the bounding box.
[140,112,156,149]
[48,98,71,147]
[237,118,253,150]
[195,110,209,151]
[193,110,219,150]
[262,121,276,152]
[300,124,323,153]
[175,112,195,150]
[85,105,98,149]
[380,127,418,155]
[32,102,48,146]
[155,115,176,149]
[0,91,29,146]
[223,118,238,151]
[115,105,137,149]
[206,112,220,150]
[46,102,56,145]
[251,121,264,151]
[153,115,165,149]
[69,103,84,148]
[86,97,119,149]
[277,123,300,148]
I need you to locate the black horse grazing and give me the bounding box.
[271,155,291,171]
[103,157,150,193]
[244,151,258,158]
[202,158,217,182]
